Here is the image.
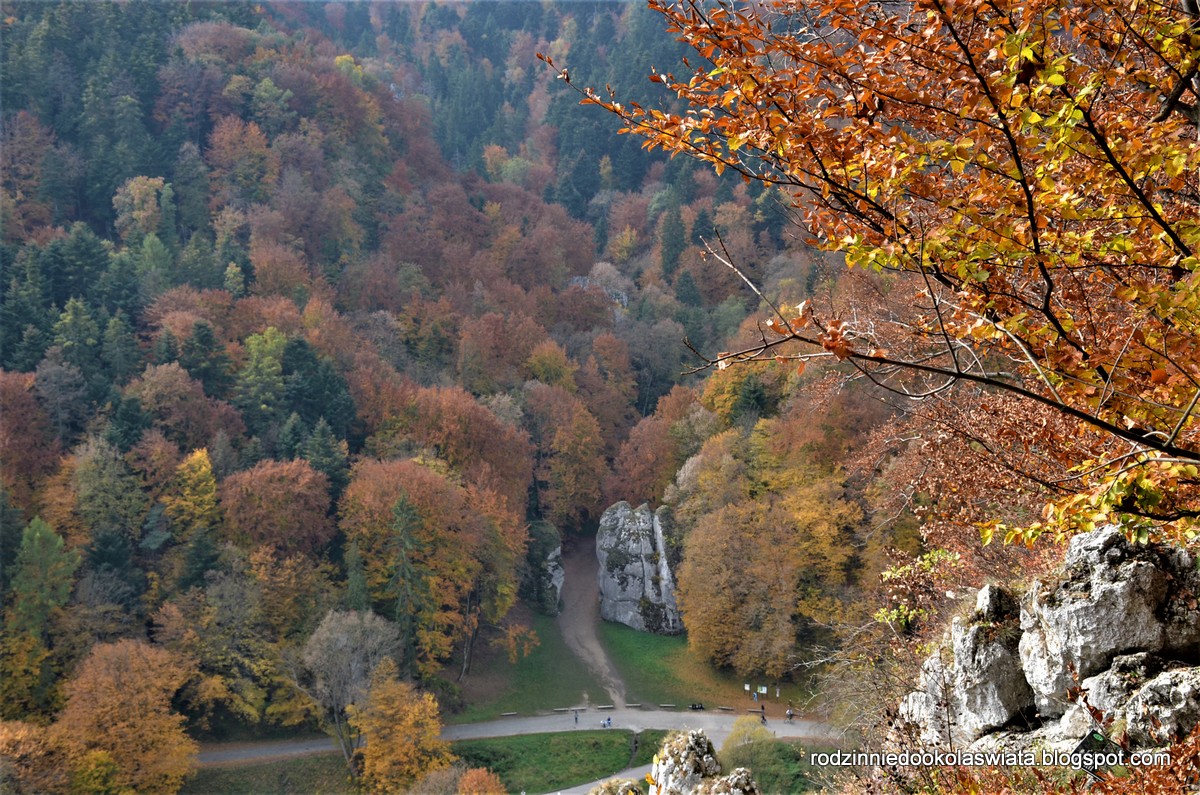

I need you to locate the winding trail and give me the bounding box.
[557,538,627,708]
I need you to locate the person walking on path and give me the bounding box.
[574,711,578,726]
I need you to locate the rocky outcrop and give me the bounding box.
[647,730,759,795]
[897,586,1033,747]
[1019,527,1174,717]
[952,585,1035,741]
[596,502,682,634]
[586,730,760,795]
[1120,667,1200,746]
[895,527,1200,753]
[545,545,565,612]
[520,521,565,615]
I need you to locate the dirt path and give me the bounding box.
[557,539,627,708]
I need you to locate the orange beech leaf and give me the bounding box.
[765,317,790,335]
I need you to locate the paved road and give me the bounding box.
[198,710,831,795]
[440,707,830,747]
[445,707,833,795]
[197,707,833,767]
[195,735,345,767]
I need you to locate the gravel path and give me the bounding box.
[557,539,627,708]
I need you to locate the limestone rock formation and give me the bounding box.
[897,586,1033,747]
[545,545,564,612]
[1119,667,1200,746]
[588,779,645,795]
[596,502,682,634]
[520,523,565,615]
[895,527,1200,753]
[951,585,1034,742]
[1019,527,1171,718]
[646,730,759,795]
[897,656,953,747]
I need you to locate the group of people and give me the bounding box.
[574,711,613,729]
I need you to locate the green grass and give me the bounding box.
[631,729,671,766]
[452,730,655,793]
[182,753,352,795]
[596,621,812,710]
[185,730,668,795]
[452,613,607,723]
[720,739,829,794]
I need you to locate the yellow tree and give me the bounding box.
[347,658,455,792]
[162,449,220,543]
[544,0,1200,544]
[112,175,167,245]
[0,720,69,794]
[51,639,197,795]
[338,459,526,677]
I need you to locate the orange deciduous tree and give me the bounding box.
[347,658,454,792]
[0,719,69,794]
[219,459,333,555]
[125,363,245,451]
[456,311,546,394]
[366,384,535,515]
[523,383,608,529]
[604,414,675,507]
[672,420,864,676]
[338,459,526,677]
[207,115,278,209]
[456,767,507,795]
[0,371,58,512]
[0,111,54,241]
[52,639,197,795]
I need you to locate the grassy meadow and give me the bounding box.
[186,729,671,795]
[595,621,813,712]
[451,612,607,723]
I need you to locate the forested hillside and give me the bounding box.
[0,2,928,791]
[560,0,1200,789]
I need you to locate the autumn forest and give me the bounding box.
[2,0,1200,792]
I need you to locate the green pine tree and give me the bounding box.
[7,517,80,637]
[660,204,685,280]
[235,327,287,436]
[301,418,349,500]
[101,311,141,385]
